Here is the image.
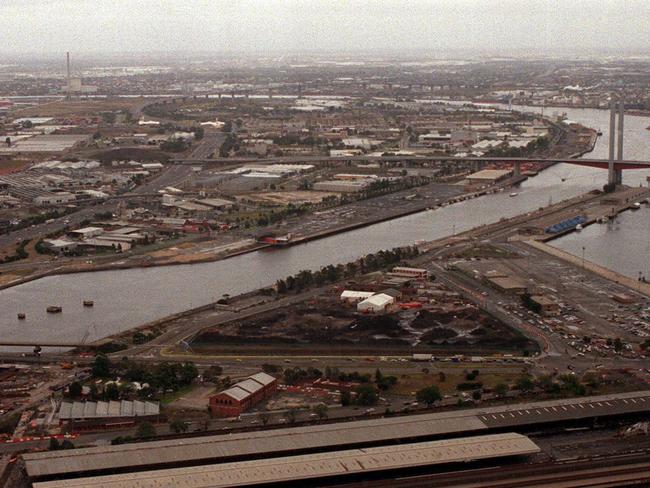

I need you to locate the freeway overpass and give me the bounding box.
[172,154,650,170]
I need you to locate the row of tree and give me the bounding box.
[275,246,419,294]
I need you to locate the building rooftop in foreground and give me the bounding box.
[23,390,650,481]
[33,433,540,488]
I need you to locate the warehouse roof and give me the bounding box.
[358,293,394,308]
[33,433,539,488]
[58,400,159,420]
[467,168,512,180]
[248,372,276,386]
[221,386,251,402]
[24,390,650,480]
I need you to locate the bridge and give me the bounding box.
[175,97,639,185]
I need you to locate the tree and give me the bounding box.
[203,365,223,383]
[516,376,535,392]
[92,354,111,378]
[494,383,509,398]
[416,386,442,406]
[48,438,60,451]
[170,418,189,434]
[104,382,120,400]
[68,381,82,398]
[284,408,298,425]
[340,390,352,406]
[613,337,624,352]
[355,385,378,406]
[312,403,329,420]
[135,421,155,439]
[259,412,271,426]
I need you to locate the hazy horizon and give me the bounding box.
[2,0,650,56]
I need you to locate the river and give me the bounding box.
[1,105,649,345]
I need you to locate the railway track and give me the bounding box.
[331,453,650,488]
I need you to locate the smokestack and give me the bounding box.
[608,99,616,185]
[66,52,71,99]
[617,99,624,162]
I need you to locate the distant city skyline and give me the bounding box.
[2,0,650,56]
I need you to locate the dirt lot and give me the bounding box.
[14,98,141,117]
[0,159,31,175]
[192,298,538,355]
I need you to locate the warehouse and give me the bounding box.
[209,372,277,417]
[340,290,375,303]
[32,433,540,488]
[466,168,512,185]
[357,293,395,313]
[23,391,650,483]
[57,400,160,430]
[313,180,370,193]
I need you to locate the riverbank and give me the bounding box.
[0,177,517,291]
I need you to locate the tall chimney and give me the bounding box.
[608,99,616,185]
[66,52,71,99]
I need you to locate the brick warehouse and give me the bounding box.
[209,372,277,417]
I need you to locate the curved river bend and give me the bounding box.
[1,105,649,344]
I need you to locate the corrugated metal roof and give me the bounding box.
[248,372,276,386]
[236,379,264,394]
[57,401,159,420]
[222,386,251,401]
[26,390,650,480]
[33,433,539,488]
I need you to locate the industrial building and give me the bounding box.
[465,168,513,185]
[209,372,277,417]
[21,390,650,485]
[357,293,395,313]
[313,180,370,193]
[32,433,539,488]
[57,400,160,430]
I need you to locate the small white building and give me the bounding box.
[340,290,375,303]
[42,238,77,254]
[357,293,395,313]
[68,226,104,239]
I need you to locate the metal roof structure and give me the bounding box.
[236,379,265,395]
[248,372,276,386]
[58,400,159,420]
[33,433,540,488]
[221,386,251,402]
[24,390,650,480]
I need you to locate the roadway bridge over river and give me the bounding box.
[175,97,641,185]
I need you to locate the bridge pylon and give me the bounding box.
[608,97,624,186]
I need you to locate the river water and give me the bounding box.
[1,105,649,344]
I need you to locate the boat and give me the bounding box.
[83,300,94,307]
[575,224,583,231]
[509,192,518,197]
[17,313,25,320]
[633,202,641,209]
[598,216,609,223]
[46,306,62,313]
[597,130,603,136]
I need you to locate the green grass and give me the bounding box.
[159,384,195,405]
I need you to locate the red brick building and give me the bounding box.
[209,372,277,418]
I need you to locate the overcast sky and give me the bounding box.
[2,0,650,55]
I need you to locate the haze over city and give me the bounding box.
[1,2,650,487]
[2,0,650,55]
